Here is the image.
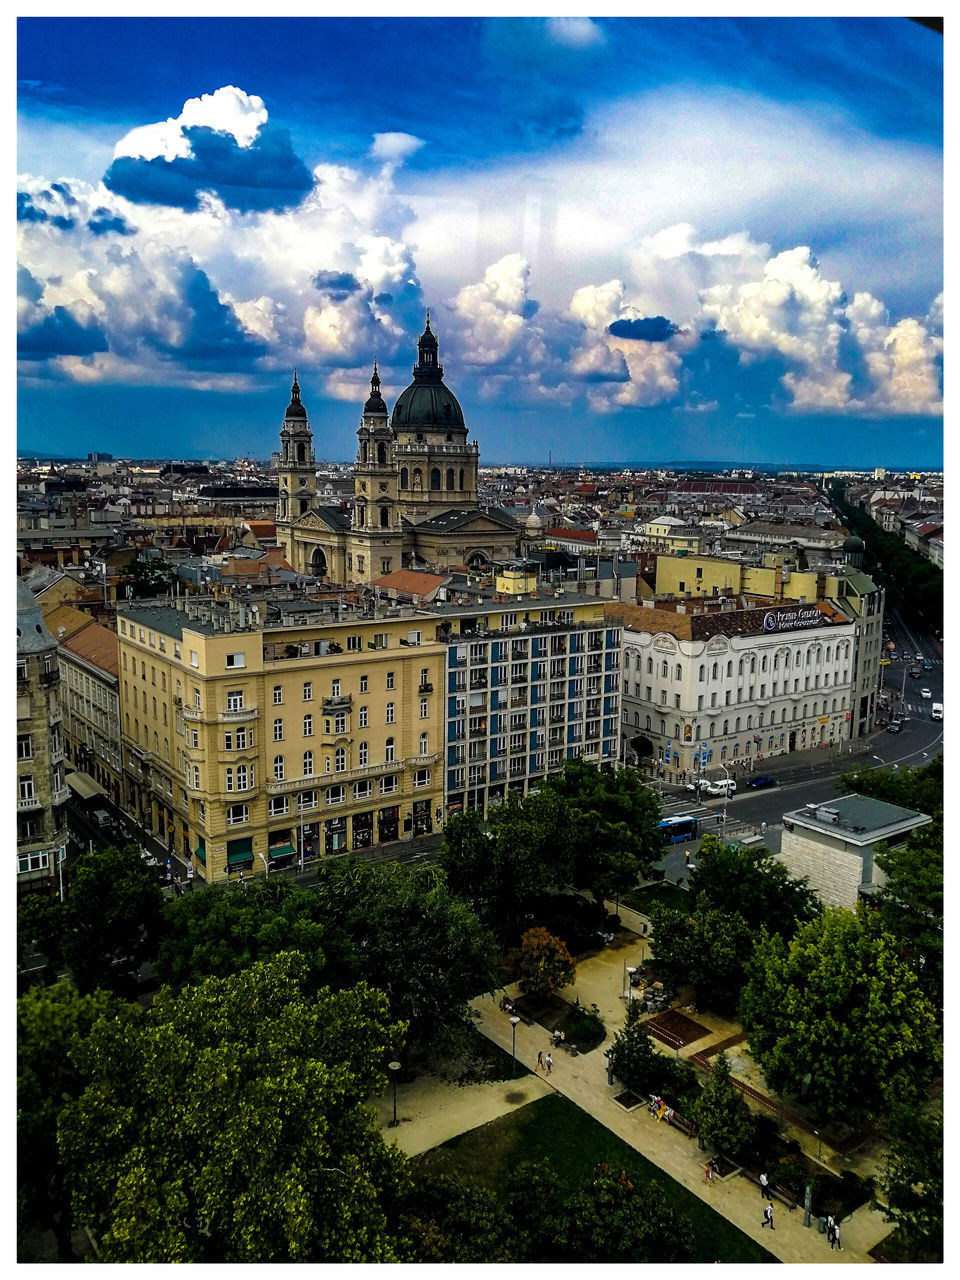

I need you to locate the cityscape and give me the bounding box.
[17,15,942,1267]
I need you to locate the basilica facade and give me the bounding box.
[276,316,518,585]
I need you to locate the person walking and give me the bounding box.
[832,1223,841,1252]
[545,1052,552,1075]
[761,1203,774,1231]
[536,1050,544,1072]
[685,849,691,866]
[759,1171,770,1200]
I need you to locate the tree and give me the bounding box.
[62,845,166,995]
[688,835,818,939]
[543,757,661,902]
[560,1167,695,1262]
[18,891,66,973]
[516,926,575,999]
[606,1000,666,1096]
[740,907,940,1123]
[395,1174,506,1263]
[649,895,755,1012]
[873,821,943,1010]
[692,1051,754,1161]
[17,982,131,1260]
[57,954,410,1262]
[502,1160,569,1261]
[874,1105,943,1261]
[837,755,942,820]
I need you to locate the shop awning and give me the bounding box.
[269,844,296,859]
[194,845,206,864]
[66,771,107,801]
[227,836,254,865]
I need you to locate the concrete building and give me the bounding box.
[56,615,123,803]
[611,596,856,776]
[276,318,517,584]
[779,793,931,909]
[16,579,69,895]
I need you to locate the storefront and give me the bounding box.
[268,828,297,867]
[352,810,374,850]
[378,805,399,843]
[226,835,253,871]
[412,798,432,836]
[324,816,347,855]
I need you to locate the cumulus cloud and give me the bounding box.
[545,17,605,48]
[453,254,542,366]
[113,86,268,160]
[370,132,425,164]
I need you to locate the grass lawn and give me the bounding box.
[623,881,691,915]
[412,1092,774,1264]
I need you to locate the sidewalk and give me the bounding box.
[378,937,894,1264]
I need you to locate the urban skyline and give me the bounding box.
[17,16,942,467]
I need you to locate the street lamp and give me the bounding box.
[258,851,270,877]
[509,1015,521,1075]
[814,1129,822,1161]
[624,965,637,1001]
[388,1060,401,1127]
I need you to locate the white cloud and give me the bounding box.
[113,85,268,161]
[546,17,605,48]
[453,253,540,366]
[370,132,426,164]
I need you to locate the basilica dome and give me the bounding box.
[391,313,465,432]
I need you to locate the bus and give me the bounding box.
[658,815,699,845]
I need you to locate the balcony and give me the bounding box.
[511,671,528,684]
[52,784,71,805]
[182,706,203,722]
[267,756,411,794]
[321,694,353,714]
[469,674,488,689]
[50,743,66,765]
[17,795,42,811]
[39,670,59,688]
[219,707,259,723]
[418,682,434,694]
[509,695,528,708]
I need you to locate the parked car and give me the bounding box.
[705,779,736,796]
[887,720,903,733]
[909,667,922,678]
[920,687,932,699]
[931,702,943,721]
[916,652,924,662]
[747,774,777,790]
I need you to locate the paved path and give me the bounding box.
[378,936,895,1263]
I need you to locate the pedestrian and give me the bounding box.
[536,1050,544,1071]
[716,812,721,827]
[760,821,767,836]
[545,1052,552,1075]
[825,1214,835,1247]
[704,1161,713,1183]
[238,869,244,886]
[685,849,691,866]
[762,1203,774,1231]
[759,1171,770,1200]
[831,1223,841,1252]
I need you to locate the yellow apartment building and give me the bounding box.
[116,597,445,883]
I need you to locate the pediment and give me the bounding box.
[294,511,327,531]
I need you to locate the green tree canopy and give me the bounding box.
[837,755,942,819]
[873,821,942,1010]
[740,907,940,1123]
[874,1105,943,1262]
[649,894,756,1012]
[395,1174,506,1263]
[516,926,576,999]
[560,1167,695,1262]
[62,845,166,995]
[18,982,131,1260]
[57,954,409,1262]
[692,1050,755,1161]
[688,834,818,939]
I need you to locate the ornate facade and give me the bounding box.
[277,316,517,585]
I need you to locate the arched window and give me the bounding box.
[695,725,701,740]
[661,661,668,677]
[400,467,409,489]
[675,664,682,680]
[274,755,284,781]
[712,663,718,679]
[305,750,316,776]
[735,717,741,732]
[356,504,365,526]
[624,651,630,670]
[635,712,640,726]
[698,664,705,681]
[722,720,729,735]
[333,748,344,773]
[710,722,716,737]
[446,467,454,490]
[297,442,305,463]
[746,715,752,729]
[726,661,733,677]
[236,764,248,791]
[430,467,441,490]
[781,707,787,722]
[459,468,465,490]
[832,698,837,712]
[274,718,283,741]
[377,441,387,466]
[761,655,767,672]
[738,659,744,675]
[360,441,367,463]
[380,506,389,528]
[358,741,368,766]
[647,658,654,674]
[758,712,764,727]
[419,731,429,755]
[385,737,395,763]
[645,715,651,730]
[792,707,798,720]
[803,704,808,718]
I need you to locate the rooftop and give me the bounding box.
[783,793,931,847]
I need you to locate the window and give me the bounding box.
[226,690,243,712]
[326,785,345,806]
[359,675,368,693]
[192,765,200,788]
[347,635,363,652]
[225,767,234,792]
[227,804,249,825]
[18,776,35,802]
[268,796,289,817]
[273,685,283,704]
[299,791,318,812]
[224,731,233,751]
[379,775,398,794]
[386,671,395,690]
[304,750,315,776]
[303,714,313,737]
[226,652,245,668]
[358,741,369,766]
[17,735,33,760]
[236,765,249,791]
[190,650,199,668]
[334,747,345,773]
[386,702,395,723]
[334,712,346,734]
[419,697,429,720]
[303,681,313,701]
[385,737,395,763]
[273,755,285,781]
[274,718,284,741]
[236,727,247,750]
[197,799,206,822]
[332,679,341,697]
[354,779,372,800]
[359,705,368,728]
[414,768,430,788]
[419,732,429,755]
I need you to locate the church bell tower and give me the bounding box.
[276,371,316,562]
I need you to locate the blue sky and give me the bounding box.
[17,15,943,466]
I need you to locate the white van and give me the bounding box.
[931,703,943,721]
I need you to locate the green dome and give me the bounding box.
[391,313,465,432]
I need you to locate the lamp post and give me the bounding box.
[509,1015,521,1075]
[814,1129,822,1161]
[258,851,270,878]
[624,965,637,1001]
[388,1060,401,1127]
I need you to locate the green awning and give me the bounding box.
[269,844,296,859]
[194,845,206,864]
[227,836,253,865]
